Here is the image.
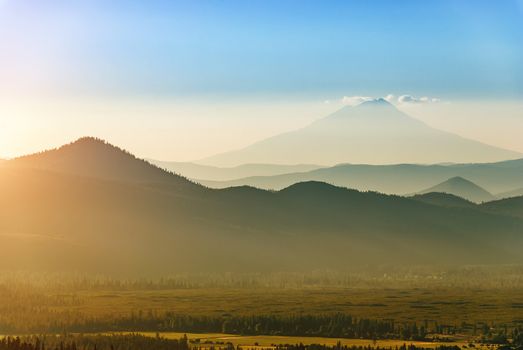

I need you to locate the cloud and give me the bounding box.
[339,94,442,106]
[384,94,395,102]
[341,96,373,106]
[398,95,441,104]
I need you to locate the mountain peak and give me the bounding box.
[356,98,394,108]
[74,136,105,143]
[445,176,473,185]
[62,136,124,154]
[9,137,198,188]
[336,98,395,113]
[199,97,522,166]
[325,97,405,122]
[70,136,109,146]
[418,176,495,203]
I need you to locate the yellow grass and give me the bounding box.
[110,332,480,349]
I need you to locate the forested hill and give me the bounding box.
[0,138,522,274]
[7,137,200,190]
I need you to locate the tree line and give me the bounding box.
[0,334,189,350]
[42,313,502,342]
[2,335,523,350]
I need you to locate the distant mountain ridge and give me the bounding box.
[149,160,322,182]
[417,177,495,203]
[1,137,523,274]
[198,158,523,197]
[201,99,521,166]
[497,187,523,199]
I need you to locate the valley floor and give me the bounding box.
[36,287,523,325]
[104,332,479,349]
[2,285,523,334]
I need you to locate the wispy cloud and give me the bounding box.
[397,95,441,104]
[384,94,395,102]
[341,96,374,106]
[339,94,442,106]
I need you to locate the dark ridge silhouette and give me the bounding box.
[410,192,476,208]
[1,138,523,274]
[278,180,351,194]
[9,137,201,191]
[198,157,523,196]
[417,176,495,203]
[481,195,523,219]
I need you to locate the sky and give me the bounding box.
[0,0,522,161]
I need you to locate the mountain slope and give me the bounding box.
[1,138,523,274]
[200,99,520,166]
[410,192,476,208]
[8,137,199,190]
[481,196,523,219]
[497,187,523,199]
[417,177,495,203]
[199,158,523,196]
[149,160,322,182]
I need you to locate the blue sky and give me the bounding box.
[1,0,522,99]
[1,0,523,160]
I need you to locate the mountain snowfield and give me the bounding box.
[200,99,521,166]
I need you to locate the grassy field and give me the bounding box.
[2,286,523,334]
[49,287,523,325]
[110,332,480,349]
[2,271,523,335]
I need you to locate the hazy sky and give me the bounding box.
[0,0,522,160]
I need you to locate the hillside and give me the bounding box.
[497,187,523,199]
[149,160,321,181]
[417,177,495,203]
[8,137,199,190]
[1,138,523,274]
[200,99,520,166]
[481,196,523,219]
[410,192,476,208]
[198,158,523,196]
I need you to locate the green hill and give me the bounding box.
[8,137,199,190]
[481,196,523,219]
[410,192,476,208]
[1,138,522,275]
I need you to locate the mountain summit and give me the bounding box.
[200,103,521,166]
[418,176,495,203]
[8,137,197,188]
